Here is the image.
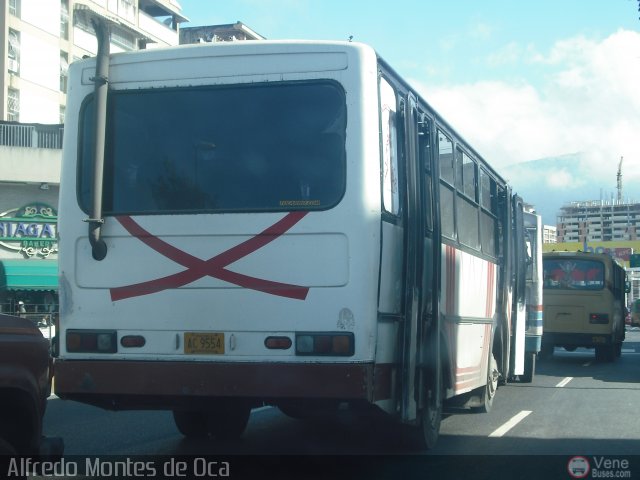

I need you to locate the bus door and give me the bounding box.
[509,195,527,377]
[399,94,440,422]
[496,186,513,381]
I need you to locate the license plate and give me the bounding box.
[184,332,225,354]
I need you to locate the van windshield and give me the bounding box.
[79,81,346,215]
[543,258,604,290]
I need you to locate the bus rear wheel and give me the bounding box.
[405,368,443,451]
[206,400,252,440]
[172,410,209,438]
[539,342,554,359]
[520,352,536,383]
[472,353,498,413]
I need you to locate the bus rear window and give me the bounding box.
[543,259,604,290]
[79,81,346,214]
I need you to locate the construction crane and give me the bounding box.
[617,156,623,204]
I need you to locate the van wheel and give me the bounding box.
[172,411,209,438]
[472,353,498,413]
[595,345,615,363]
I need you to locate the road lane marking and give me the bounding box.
[622,349,635,353]
[582,361,592,367]
[556,377,573,388]
[489,410,532,438]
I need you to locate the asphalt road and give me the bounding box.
[39,328,640,478]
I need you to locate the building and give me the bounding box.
[0,11,271,319]
[542,224,557,244]
[0,120,62,316]
[556,200,640,243]
[0,0,188,317]
[1,0,188,124]
[179,21,265,44]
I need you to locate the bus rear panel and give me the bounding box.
[56,42,383,411]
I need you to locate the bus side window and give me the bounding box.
[380,78,400,216]
[479,168,497,257]
[438,130,455,239]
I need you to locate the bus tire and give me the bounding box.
[278,404,310,419]
[595,345,615,363]
[172,410,209,438]
[615,342,622,358]
[206,401,251,440]
[406,366,443,451]
[278,400,340,419]
[539,343,553,359]
[472,353,498,413]
[520,352,536,383]
[0,436,17,455]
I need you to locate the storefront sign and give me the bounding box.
[0,204,58,258]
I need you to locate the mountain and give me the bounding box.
[501,153,638,227]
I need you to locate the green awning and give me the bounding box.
[0,259,58,291]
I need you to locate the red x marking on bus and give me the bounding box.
[109,212,310,302]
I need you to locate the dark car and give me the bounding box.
[0,313,63,457]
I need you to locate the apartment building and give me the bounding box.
[0,0,186,314]
[556,200,640,243]
[542,225,557,244]
[0,0,187,124]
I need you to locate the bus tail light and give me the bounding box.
[264,336,292,350]
[66,330,117,353]
[121,335,146,348]
[589,313,609,324]
[295,332,354,356]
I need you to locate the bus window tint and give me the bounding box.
[543,259,605,290]
[380,78,400,216]
[438,130,455,239]
[438,131,454,185]
[79,81,347,214]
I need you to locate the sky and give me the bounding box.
[176,0,640,225]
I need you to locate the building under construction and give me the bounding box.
[556,200,640,243]
[556,157,638,243]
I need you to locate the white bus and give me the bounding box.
[55,34,532,449]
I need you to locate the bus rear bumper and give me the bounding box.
[54,359,390,410]
[542,332,614,348]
